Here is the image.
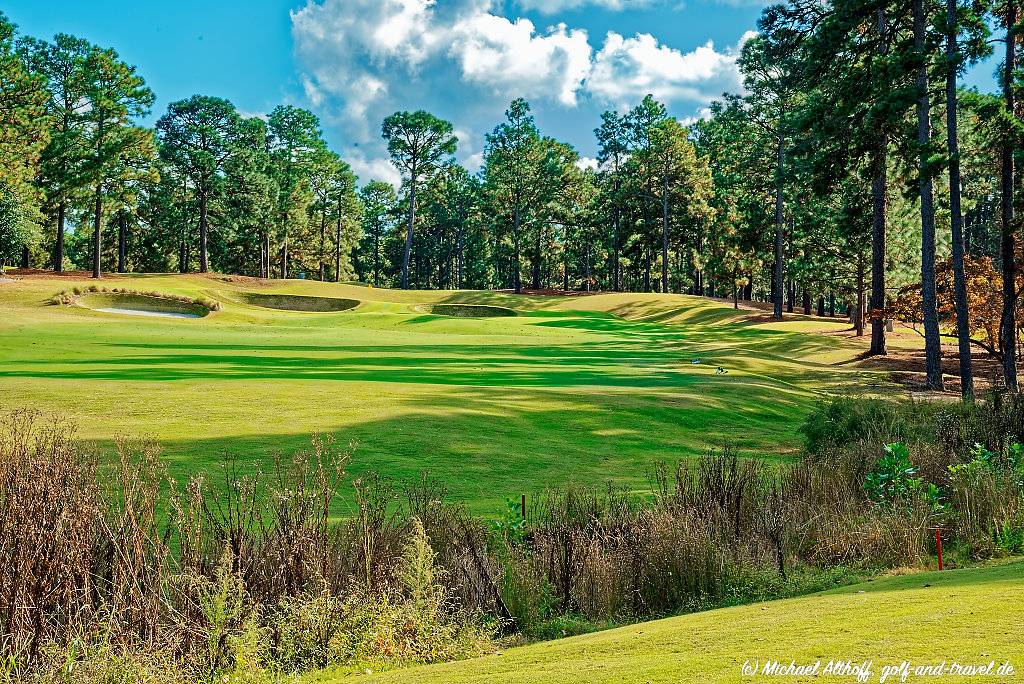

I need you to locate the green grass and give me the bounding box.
[316,562,1024,683]
[0,273,888,512]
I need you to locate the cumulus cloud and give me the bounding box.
[516,0,654,13]
[451,16,592,106]
[346,149,403,187]
[291,0,752,184]
[679,107,713,126]
[586,30,754,108]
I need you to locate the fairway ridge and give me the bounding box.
[346,562,1024,684]
[416,303,518,317]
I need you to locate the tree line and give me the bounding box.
[2,3,1023,397]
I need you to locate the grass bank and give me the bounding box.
[332,561,1024,684]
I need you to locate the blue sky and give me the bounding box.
[4,0,998,185]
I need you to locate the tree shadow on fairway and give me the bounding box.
[131,383,802,515]
[0,334,863,397]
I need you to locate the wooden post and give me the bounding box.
[521,494,526,519]
[935,527,944,570]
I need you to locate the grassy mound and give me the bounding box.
[350,562,1024,684]
[417,303,517,317]
[76,292,212,318]
[236,292,361,312]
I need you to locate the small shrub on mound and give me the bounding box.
[236,292,359,312]
[47,291,74,306]
[419,304,517,318]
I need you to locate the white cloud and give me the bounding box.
[576,156,598,171]
[464,151,485,172]
[451,16,592,106]
[585,30,754,108]
[347,149,403,187]
[517,0,653,13]
[679,107,713,126]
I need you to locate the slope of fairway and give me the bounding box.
[332,562,1024,684]
[0,273,887,511]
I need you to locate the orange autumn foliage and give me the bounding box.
[890,256,1019,357]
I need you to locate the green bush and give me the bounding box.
[865,443,942,511]
[800,398,939,456]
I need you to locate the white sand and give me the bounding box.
[96,307,201,319]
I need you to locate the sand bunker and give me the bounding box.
[235,292,360,312]
[79,293,211,318]
[417,304,517,318]
[95,307,202,319]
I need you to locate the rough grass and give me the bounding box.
[321,561,1024,684]
[0,274,888,512]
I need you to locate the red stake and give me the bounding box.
[935,527,944,571]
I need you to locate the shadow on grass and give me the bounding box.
[101,383,801,514]
[0,334,853,393]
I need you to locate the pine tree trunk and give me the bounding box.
[802,288,811,315]
[179,180,189,274]
[915,0,945,391]
[870,8,889,356]
[533,231,541,291]
[644,244,652,292]
[259,234,266,278]
[20,246,28,269]
[280,238,288,280]
[1002,2,1019,390]
[335,199,342,283]
[117,214,126,274]
[92,178,102,279]
[584,241,591,292]
[92,116,104,280]
[513,204,522,294]
[402,173,416,290]
[199,191,209,273]
[947,0,974,400]
[662,174,670,294]
[733,267,739,309]
[773,130,785,319]
[563,249,569,291]
[374,229,380,287]
[856,252,866,336]
[54,203,65,273]
[263,233,270,278]
[319,209,327,281]
[612,184,620,291]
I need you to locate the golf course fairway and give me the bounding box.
[1,273,882,511]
